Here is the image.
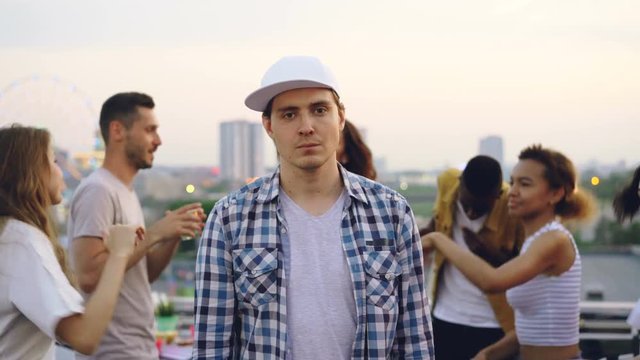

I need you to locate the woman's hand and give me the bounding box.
[103,224,140,258]
[422,231,449,249]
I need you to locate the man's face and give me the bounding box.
[458,180,499,220]
[262,88,345,173]
[123,107,162,170]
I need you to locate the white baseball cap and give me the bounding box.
[245,56,340,112]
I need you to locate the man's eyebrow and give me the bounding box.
[275,105,300,113]
[513,176,533,182]
[310,100,332,107]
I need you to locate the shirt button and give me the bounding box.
[251,270,257,275]
[385,274,394,280]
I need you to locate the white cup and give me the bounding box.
[181,209,202,241]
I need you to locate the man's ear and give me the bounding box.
[262,116,274,139]
[338,109,346,131]
[109,120,126,142]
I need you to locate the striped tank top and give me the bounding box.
[506,220,581,346]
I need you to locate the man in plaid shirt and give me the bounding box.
[193,56,434,359]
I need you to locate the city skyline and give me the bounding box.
[219,120,266,181]
[1,0,638,171]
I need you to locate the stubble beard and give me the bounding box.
[125,141,153,170]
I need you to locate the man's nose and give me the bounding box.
[298,114,314,135]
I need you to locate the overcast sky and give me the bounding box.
[1,0,638,171]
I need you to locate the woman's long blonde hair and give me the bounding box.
[0,124,74,284]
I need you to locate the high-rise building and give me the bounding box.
[478,135,504,168]
[220,120,265,182]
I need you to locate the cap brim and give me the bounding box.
[245,80,335,112]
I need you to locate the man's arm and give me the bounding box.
[145,203,205,282]
[193,205,236,359]
[72,235,151,293]
[393,205,435,359]
[146,239,181,283]
[461,228,518,267]
[418,217,435,237]
[72,203,204,293]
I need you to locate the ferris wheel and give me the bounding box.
[0,75,103,156]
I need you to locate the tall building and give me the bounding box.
[478,135,504,168]
[220,120,265,182]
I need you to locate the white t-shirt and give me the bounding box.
[433,201,500,328]
[280,189,357,360]
[627,298,640,328]
[0,218,84,359]
[67,168,156,359]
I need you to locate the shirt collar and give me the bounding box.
[254,163,370,205]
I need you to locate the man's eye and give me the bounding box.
[314,107,327,115]
[282,112,295,119]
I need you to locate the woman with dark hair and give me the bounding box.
[337,120,377,180]
[0,124,137,358]
[424,144,596,360]
[612,165,640,333]
[613,165,640,223]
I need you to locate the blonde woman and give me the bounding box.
[0,125,137,359]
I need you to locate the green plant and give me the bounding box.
[155,296,175,317]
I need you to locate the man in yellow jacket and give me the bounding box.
[421,155,524,359]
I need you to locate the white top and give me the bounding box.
[506,220,581,346]
[0,218,84,360]
[434,201,500,328]
[627,298,640,328]
[67,168,157,359]
[280,189,357,360]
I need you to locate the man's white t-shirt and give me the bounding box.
[433,201,500,328]
[67,168,156,359]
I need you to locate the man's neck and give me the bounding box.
[279,161,344,216]
[101,152,138,188]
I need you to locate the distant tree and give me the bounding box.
[580,169,635,201]
[593,217,640,245]
[168,199,218,215]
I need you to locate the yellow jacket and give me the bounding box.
[428,168,524,332]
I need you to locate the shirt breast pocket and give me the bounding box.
[232,247,278,307]
[364,249,402,310]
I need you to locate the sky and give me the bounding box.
[0,0,638,171]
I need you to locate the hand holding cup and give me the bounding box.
[104,224,140,257]
[181,207,205,240]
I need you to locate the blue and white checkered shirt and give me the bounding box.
[193,165,434,359]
